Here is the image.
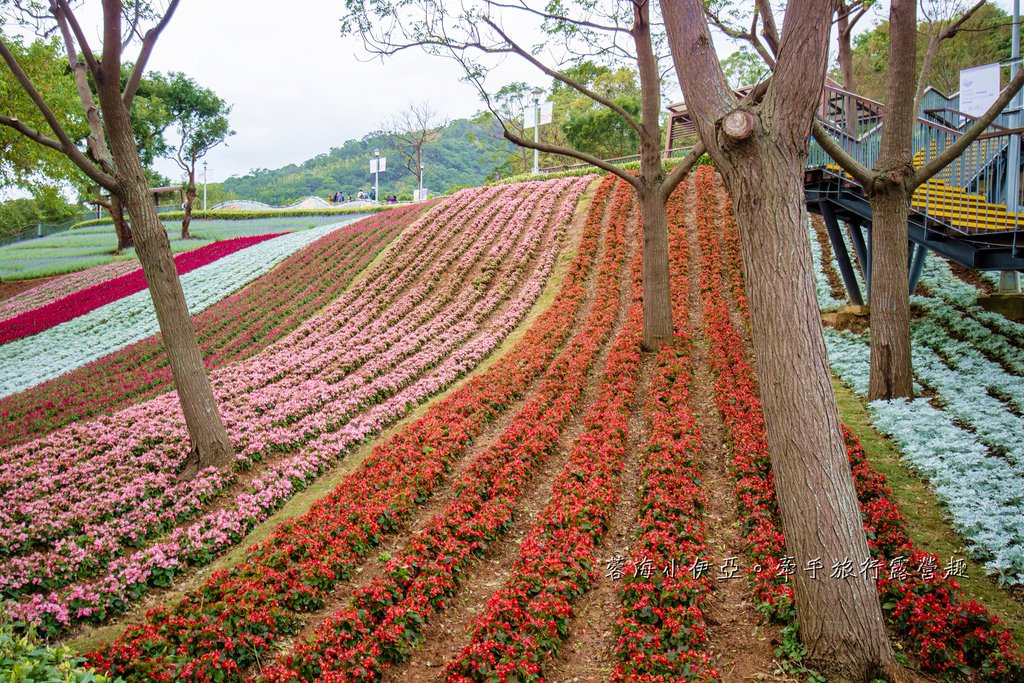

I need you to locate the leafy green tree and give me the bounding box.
[851,2,1011,102]
[720,45,769,88]
[0,32,85,196]
[158,72,233,237]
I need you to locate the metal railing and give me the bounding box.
[808,84,1024,238]
[0,211,97,248]
[539,146,695,174]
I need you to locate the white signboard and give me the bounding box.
[524,102,553,130]
[414,188,429,201]
[369,157,387,173]
[960,63,1001,117]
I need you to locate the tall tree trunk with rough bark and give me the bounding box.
[661,0,896,678]
[634,0,673,350]
[867,0,917,400]
[96,63,234,477]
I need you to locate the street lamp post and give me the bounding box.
[531,87,542,175]
[373,148,381,203]
[419,162,424,200]
[202,160,208,211]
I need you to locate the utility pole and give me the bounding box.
[419,162,424,200]
[203,160,208,211]
[373,148,381,203]
[532,87,542,175]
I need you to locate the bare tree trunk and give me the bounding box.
[634,0,673,351]
[182,167,196,240]
[724,145,894,682]
[868,0,917,401]
[110,195,133,253]
[837,10,856,93]
[637,182,673,349]
[661,0,896,678]
[99,78,234,477]
[867,186,914,399]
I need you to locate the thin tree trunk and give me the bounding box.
[638,182,673,349]
[99,80,234,477]
[837,12,856,93]
[634,0,673,351]
[868,0,917,401]
[182,168,196,240]
[111,195,133,253]
[867,187,914,399]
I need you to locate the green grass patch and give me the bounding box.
[833,378,1024,647]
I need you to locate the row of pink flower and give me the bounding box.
[0,206,425,448]
[3,177,589,635]
[0,233,285,345]
[0,260,139,323]
[0,182,526,565]
[256,176,629,683]
[87,176,612,683]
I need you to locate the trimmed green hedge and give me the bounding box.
[70,206,393,230]
[488,153,716,186]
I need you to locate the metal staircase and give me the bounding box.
[805,84,1024,305]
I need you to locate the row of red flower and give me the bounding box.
[87,177,611,682]
[0,205,427,448]
[693,166,1022,679]
[0,233,285,346]
[257,178,632,683]
[611,186,720,682]
[440,182,642,682]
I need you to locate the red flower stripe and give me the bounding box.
[87,176,612,683]
[0,205,429,448]
[693,166,1022,680]
[0,233,286,345]
[611,187,719,682]
[254,179,633,683]
[442,183,642,683]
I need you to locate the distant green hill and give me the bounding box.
[222,118,515,204]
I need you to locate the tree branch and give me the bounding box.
[123,0,181,108]
[0,35,117,190]
[754,0,780,55]
[482,17,644,137]
[659,140,705,202]
[913,0,985,114]
[53,0,100,77]
[913,65,1024,188]
[811,118,874,186]
[485,0,630,34]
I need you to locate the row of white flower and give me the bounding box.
[824,328,1024,583]
[807,218,845,310]
[0,219,362,398]
[816,225,1024,583]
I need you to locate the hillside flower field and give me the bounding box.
[1,174,1021,682]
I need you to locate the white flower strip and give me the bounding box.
[825,327,1024,583]
[0,218,361,398]
[808,218,845,309]
[869,400,1024,583]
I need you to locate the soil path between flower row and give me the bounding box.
[67,180,601,656]
[249,180,609,670]
[376,183,636,683]
[693,177,782,679]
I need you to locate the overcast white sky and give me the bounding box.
[6,0,1021,186]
